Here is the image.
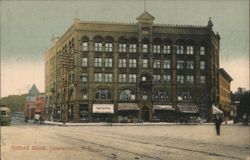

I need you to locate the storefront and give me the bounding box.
[117,103,139,123]
[176,104,199,123]
[92,104,114,122]
[79,103,89,122]
[153,105,175,122]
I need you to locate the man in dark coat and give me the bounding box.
[214,115,223,136]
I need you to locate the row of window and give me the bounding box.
[81,89,194,101]
[82,42,206,55]
[82,58,206,69]
[80,73,206,84]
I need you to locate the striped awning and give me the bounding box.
[176,104,199,113]
[117,103,139,111]
[212,105,223,115]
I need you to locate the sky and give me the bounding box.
[0,0,249,97]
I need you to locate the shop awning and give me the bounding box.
[153,105,175,111]
[212,105,223,115]
[118,103,139,111]
[176,104,199,113]
[92,104,114,114]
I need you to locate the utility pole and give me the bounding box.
[57,50,74,125]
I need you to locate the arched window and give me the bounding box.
[82,36,89,51]
[95,89,111,100]
[118,36,128,53]
[93,35,103,52]
[142,38,149,53]
[163,39,172,54]
[153,38,162,54]
[119,90,135,101]
[104,36,114,52]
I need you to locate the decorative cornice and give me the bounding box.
[153,23,207,29]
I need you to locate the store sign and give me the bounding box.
[118,103,139,111]
[92,104,114,113]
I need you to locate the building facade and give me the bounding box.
[24,84,39,120]
[45,11,220,122]
[218,68,233,117]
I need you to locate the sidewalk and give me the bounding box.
[44,121,179,126]
[44,121,234,126]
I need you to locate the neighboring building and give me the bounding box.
[35,95,46,121]
[24,84,45,120]
[45,11,220,122]
[218,68,233,117]
[232,88,250,121]
[24,84,39,120]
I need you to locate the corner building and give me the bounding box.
[45,11,220,122]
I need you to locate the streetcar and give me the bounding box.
[0,106,12,125]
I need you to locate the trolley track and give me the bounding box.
[40,127,245,160]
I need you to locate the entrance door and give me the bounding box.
[142,106,150,121]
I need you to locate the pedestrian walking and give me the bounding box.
[214,115,222,136]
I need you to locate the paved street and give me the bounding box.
[1,118,249,160]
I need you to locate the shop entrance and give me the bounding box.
[142,106,150,121]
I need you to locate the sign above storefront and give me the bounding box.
[92,104,114,113]
[118,103,139,111]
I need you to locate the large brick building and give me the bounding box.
[218,68,233,117]
[45,11,220,122]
